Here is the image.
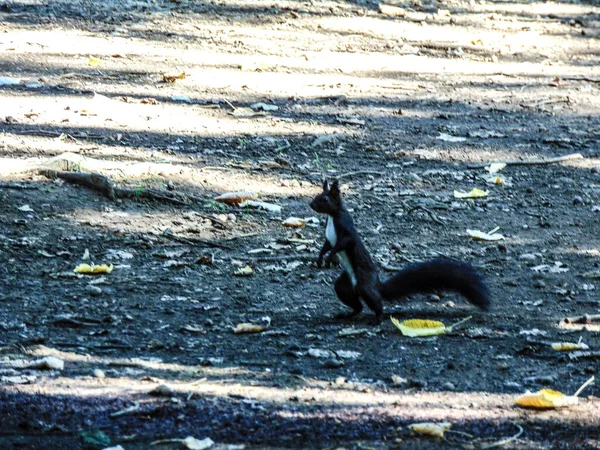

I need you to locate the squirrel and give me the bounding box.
[309,180,491,325]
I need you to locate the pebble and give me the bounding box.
[322,359,344,369]
[150,384,174,396]
[504,381,522,390]
[93,369,105,379]
[591,167,599,174]
[519,253,538,261]
[408,378,428,388]
[86,285,102,296]
[573,195,584,205]
[533,279,546,289]
[428,294,441,303]
[442,382,455,390]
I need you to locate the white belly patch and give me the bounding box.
[326,216,357,287]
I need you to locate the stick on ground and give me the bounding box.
[468,153,583,170]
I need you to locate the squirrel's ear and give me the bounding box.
[329,180,340,195]
[323,179,329,191]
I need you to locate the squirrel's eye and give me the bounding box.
[323,196,330,202]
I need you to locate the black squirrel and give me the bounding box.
[309,180,491,324]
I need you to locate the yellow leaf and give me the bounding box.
[515,389,578,409]
[88,56,102,67]
[408,422,451,438]
[454,188,488,199]
[233,323,265,334]
[74,263,113,274]
[551,342,589,351]
[391,317,446,337]
[466,228,505,241]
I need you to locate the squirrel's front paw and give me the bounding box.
[316,256,324,268]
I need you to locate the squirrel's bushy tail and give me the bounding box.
[380,258,491,310]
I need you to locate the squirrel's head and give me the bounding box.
[310,179,341,215]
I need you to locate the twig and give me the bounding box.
[561,77,600,84]
[521,97,571,109]
[223,98,237,111]
[480,423,523,450]
[407,205,444,225]
[573,375,595,397]
[38,169,188,205]
[467,153,583,170]
[562,313,600,324]
[194,213,229,229]
[110,402,141,418]
[336,170,382,179]
[220,232,262,241]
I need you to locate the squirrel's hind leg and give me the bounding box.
[357,284,384,325]
[334,272,363,319]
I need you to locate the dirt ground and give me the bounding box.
[1,0,600,448]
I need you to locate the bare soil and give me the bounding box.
[1,0,600,448]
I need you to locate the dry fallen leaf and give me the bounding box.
[551,342,589,351]
[74,263,114,274]
[391,317,446,337]
[214,191,259,205]
[233,266,253,277]
[515,376,594,409]
[233,323,266,334]
[437,133,467,143]
[485,175,505,185]
[88,56,102,67]
[391,316,472,337]
[454,188,489,199]
[515,389,579,409]
[408,422,451,438]
[162,72,187,83]
[466,227,505,241]
[485,162,507,173]
[282,217,306,228]
[182,436,214,450]
[240,200,282,213]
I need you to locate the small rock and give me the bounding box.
[519,253,538,261]
[524,375,556,385]
[497,362,510,371]
[504,381,521,390]
[93,369,105,379]
[27,356,64,371]
[166,180,175,191]
[428,294,441,303]
[227,213,236,222]
[442,382,455,390]
[533,279,546,289]
[573,195,584,205]
[150,384,174,396]
[391,374,408,386]
[591,167,599,174]
[334,376,346,385]
[86,285,102,296]
[322,359,344,369]
[408,378,428,388]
